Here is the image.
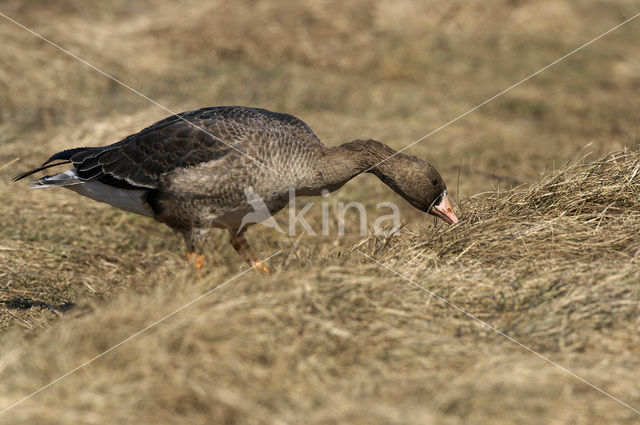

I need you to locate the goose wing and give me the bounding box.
[15,106,322,190]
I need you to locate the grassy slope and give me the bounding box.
[0,1,639,423]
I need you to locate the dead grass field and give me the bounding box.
[1,1,639,424]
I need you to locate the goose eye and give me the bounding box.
[431,179,438,186]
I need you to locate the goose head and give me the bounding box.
[371,152,459,225]
[326,139,460,226]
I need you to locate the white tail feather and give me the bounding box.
[30,169,80,188]
[30,169,154,218]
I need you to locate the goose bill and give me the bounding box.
[429,194,459,225]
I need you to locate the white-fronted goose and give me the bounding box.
[14,106,459,272]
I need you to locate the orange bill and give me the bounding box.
[429,193,459,225]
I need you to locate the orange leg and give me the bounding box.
[229,229,271,274]
[186,251,205,269]
[183,229,207,271]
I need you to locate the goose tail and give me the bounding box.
[12,147,90,183]
[29,169,81,189]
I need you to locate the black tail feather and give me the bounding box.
[12,161,72,182]
[13,147,93,182]
[41,147,91,166]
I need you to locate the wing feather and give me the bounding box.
[14,106,323,190]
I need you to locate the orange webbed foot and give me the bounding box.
[186,252,205,269]
[251,260,272,274]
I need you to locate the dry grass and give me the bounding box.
[1,148,638,425]
[1,0,640,424]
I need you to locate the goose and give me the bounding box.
[13,106,459,273]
